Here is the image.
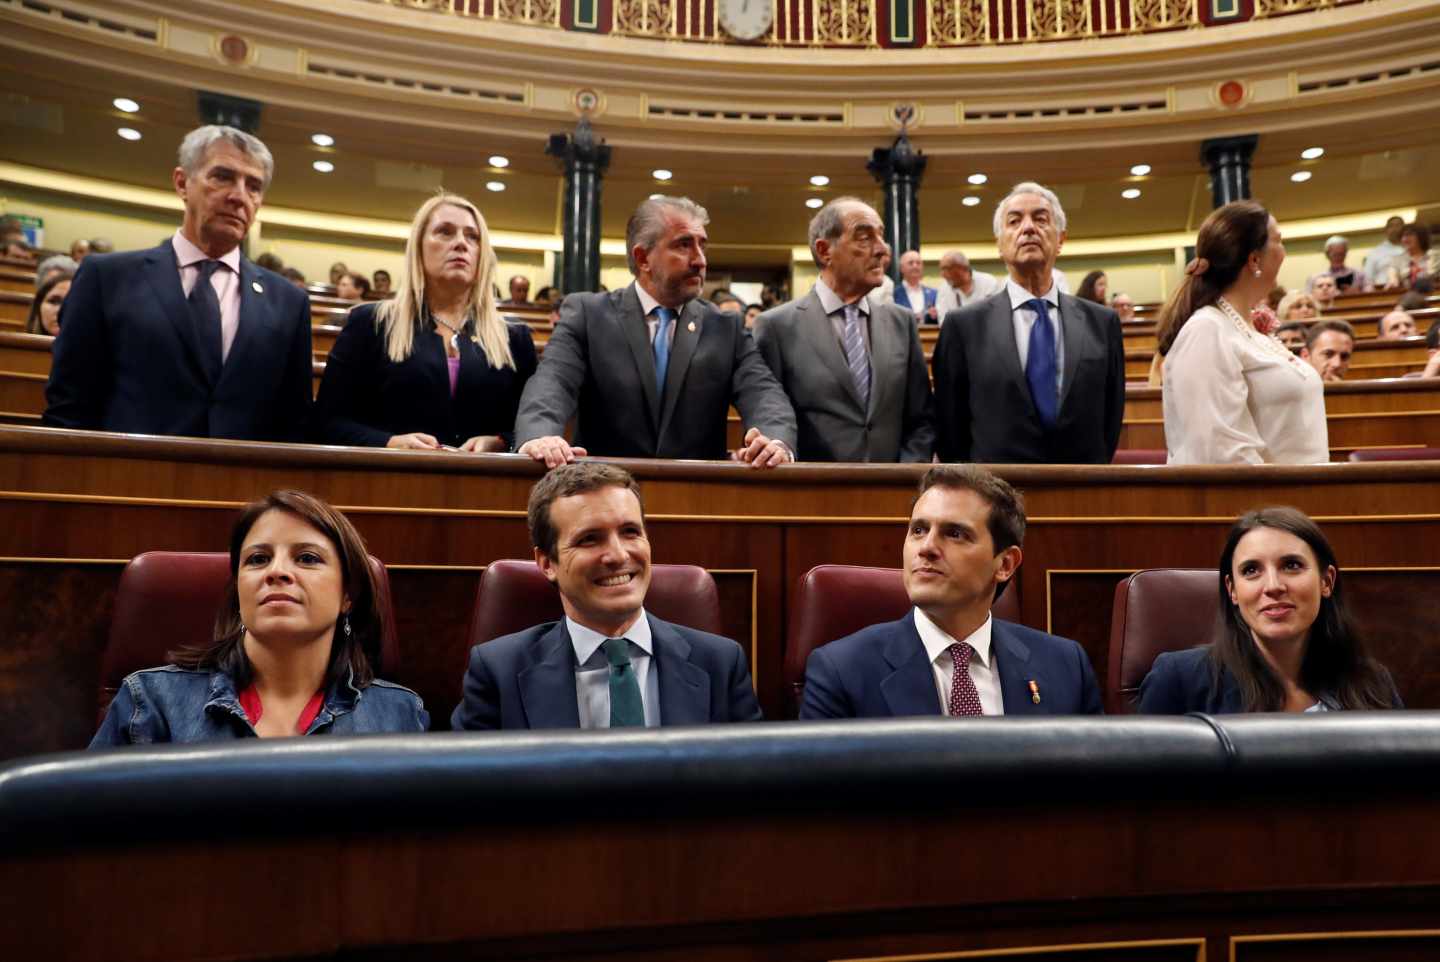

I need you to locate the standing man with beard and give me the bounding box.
[515,196,796,467]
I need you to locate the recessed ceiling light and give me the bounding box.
[967,173,988,185]
[1121,188,1141,199]
[805,197,824,209]
[1291,170,1312,183]
[489,155,510,168]
[1301,146,1325,160]
[486,181,506,192]
[311,133,335,147]
[312,160,334,173]
[652,168,672,181]
[809,174,830,187]
[962,196,981,207]
[116,127,142,141]
[112,97,139,113]
[1130,163,1152,176]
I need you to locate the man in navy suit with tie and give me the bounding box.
[44,125,312,441]
[932,182,1124,464]
[800,464,1102,718]
[452,462,763,730]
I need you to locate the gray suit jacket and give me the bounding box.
[513,285,796,459]
[932,289,1124,464]
[753,291,934,462]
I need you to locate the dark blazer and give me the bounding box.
[513,285,797,459]
[1137,646,1404,714]
[932,289,1125,464]
[312,302,537,448]
[43,240,312,441]
[754,292,934,462]
[893,283,938,323]
[450,614,764,730]
[800,614,1103,718]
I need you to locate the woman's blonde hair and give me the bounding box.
[1275,290,1321,323]
[375,192,514,369]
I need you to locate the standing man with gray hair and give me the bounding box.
[515,195,796,467]
[934,249,999,320]
[753,196,933,462]
[932,181,1124,464]
[44,125,312,440]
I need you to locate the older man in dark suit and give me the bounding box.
[514,196,796,468]
[753,197,933,462]
[44,125,311,441]
[932,182,1124,464]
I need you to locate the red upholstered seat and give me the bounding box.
[99,551,400,725]
[1111,449,1168,465]
[781,564,1020,717]
[466,559,723,650]
[1348,447,1440,462]
[1106,568,1218,714]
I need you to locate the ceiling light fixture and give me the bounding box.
[809,174,830,187]
[489,155,510,168]
[1301,147,1325,160]
[962,196,981,207]
[652,168,673,181]
[112,97,140,113]
[486,181,506,192]
[1121,188,1141,199]
[1291,171,1312,183]
[312,160,334,173]
[1129,163,1152,176]
[805,197,824,209]
[967,173,988,185]
[116,127,142,141]
[311,133,335,147]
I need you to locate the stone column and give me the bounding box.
[546,116,611,294]
[1201,134,1259,208]
[867,130,927,281]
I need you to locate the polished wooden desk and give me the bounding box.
[4,426,1440,759]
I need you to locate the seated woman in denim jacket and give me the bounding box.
[1139,506,1401,714]
[92,490,429,745]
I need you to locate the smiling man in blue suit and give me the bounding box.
[44,125,312,441]
[452,462,763,730]
[801,464,1102,718]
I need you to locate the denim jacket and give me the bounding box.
[90,665,429,747]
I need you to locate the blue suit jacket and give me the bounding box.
[44,240,313,441]
[1137,646,1404,714]
[800,614,1103,718]
[451,614,764,730]
[892,283,938,323]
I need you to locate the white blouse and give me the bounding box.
[1163,302,1328,465]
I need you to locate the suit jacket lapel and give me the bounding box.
[880,618,944,716]
[517,622,582,729]
[653,615,710,726]
[802,291,866,413]
[1056,293,1084,411]
[865,304,899,418]
[658,299,703,437]
[144,240,212,387]
[617,287,661,426]
[993,622,1043,715]
[893,285,910,310]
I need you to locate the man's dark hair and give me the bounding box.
[914,464,1026,555]
[711,290,742,307]
[1426,319,1440,353]
[255,252,284,272]
[281,266,307,284]
[528,462,644,560]
[373,269,391,282]
[1305,319,1356,351]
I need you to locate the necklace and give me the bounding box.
[1217,297,1308,371]
[432,315,463,351]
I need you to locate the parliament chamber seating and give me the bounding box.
[782,564,1020,716]
[1348,446,1440,461]
[98,551,402,726]
[1105,568,1217,714]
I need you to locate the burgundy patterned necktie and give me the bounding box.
[947,642,984,716]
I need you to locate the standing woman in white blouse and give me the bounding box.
[1158,201,1328,465]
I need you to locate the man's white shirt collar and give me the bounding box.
[1005,277,1058,312]
[568,609,655,665]
[172,229,240,274]
[913,608,994,668]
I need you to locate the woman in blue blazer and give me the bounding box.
[314,193,536,451]
[1139,507,1400,714]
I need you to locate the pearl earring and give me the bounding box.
[1254,269,1262,278]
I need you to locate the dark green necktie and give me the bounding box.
[603,637,645,728]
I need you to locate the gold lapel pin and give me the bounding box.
[687,321,696,332]
[1028,680,1041,704]
[251,281,264,294]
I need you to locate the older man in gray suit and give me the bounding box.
[753,198,934,463]
[515,196,796,469]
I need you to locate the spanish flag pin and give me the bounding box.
[1028,680,1041,704]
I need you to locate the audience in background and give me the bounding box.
[255,252,284,273]
[711,289,744,315]
[26,273,72,336]
[533,285,559,306]
[282,266,308,288]
[1276,290,1320,323]
[1139,507,1400,714]
[336,272,371,301]
[1159,200,1327,465]
[502,274,532,306]
[935,249,999,319]
[1390,223,1439,289]
[372,269,392,295]
[1301,319,1355,383]
[1421,321,1440,379]
[1076,270,1108,305]
[34,254,77,289]
[1363,216,1406,288]
[1309,273,1338,311]
[329,261,349,285]
[3,237,36,262]
[894,250,938,324]
[1274,321,1308,353]
[89,238,114,255]
[90,490,429,745]
[1110,292,1136,323]
[1378,309,1417,340]
[743,303,762,328]
[314,193,536,453]
[1266,286,1287,310]
[69,238,92,262]
[1397,286,1430,312]
[1309,236,1368,293]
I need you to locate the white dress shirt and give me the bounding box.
[1163,303,1328,465]
[1362,240,1405,287]
[567,611,661,728]
[900,281,927,319]
[813,276,871,354]
[633,281,679,350]
[935,271,1000,319]
[866,274,895,312]
[1005,277,1065,396]
[172,229,241,361]
[912,608,1005,716]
